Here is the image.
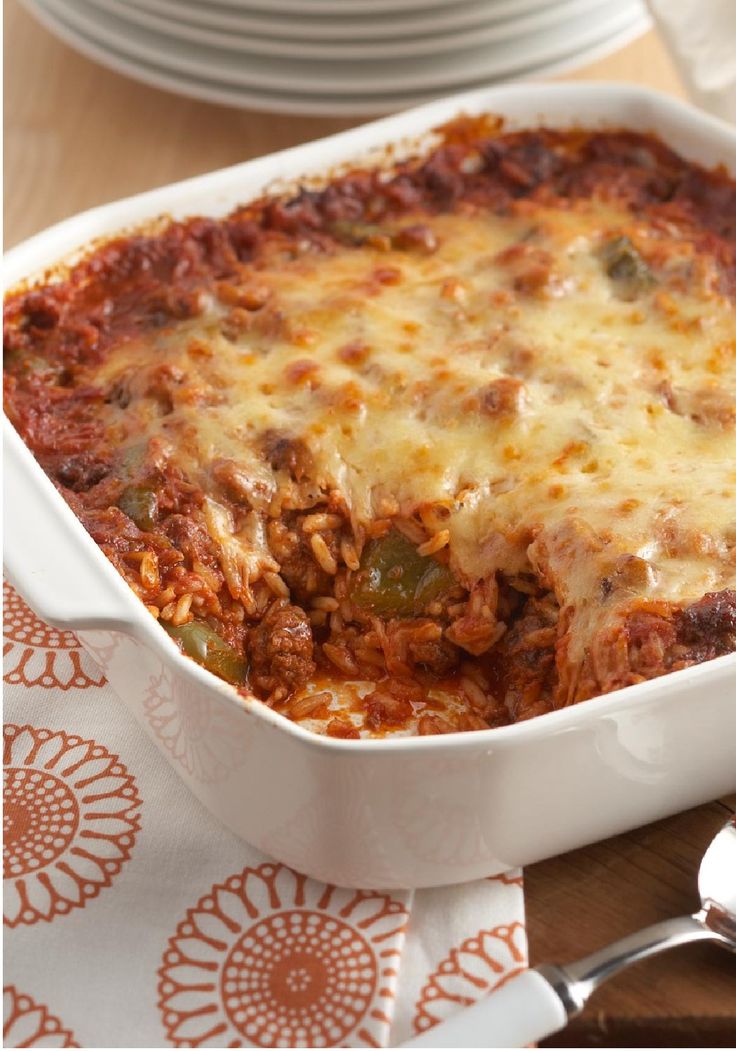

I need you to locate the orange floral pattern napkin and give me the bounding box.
[3,580,526,1048]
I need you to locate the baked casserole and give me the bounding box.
[5,116,736,738]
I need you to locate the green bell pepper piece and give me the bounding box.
[164,621,248,685]
[351,530,455,616]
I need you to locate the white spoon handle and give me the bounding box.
[402,968,568,1048]
[403,913,727,1048]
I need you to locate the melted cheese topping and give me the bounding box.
[97,197,736,645]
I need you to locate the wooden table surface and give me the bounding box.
[5,2,736,1044]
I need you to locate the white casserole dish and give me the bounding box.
[5,82,736,890]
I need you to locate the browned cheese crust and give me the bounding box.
[5,117,736,736]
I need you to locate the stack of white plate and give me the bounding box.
[24,0,651,116]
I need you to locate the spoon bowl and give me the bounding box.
[698,814,736,942]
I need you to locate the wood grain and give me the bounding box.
[5,1,735,1042]
[529,797,736,1045]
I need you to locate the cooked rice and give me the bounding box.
[171,592,194,626]
[417,529,450,556]
[309,533,336,575]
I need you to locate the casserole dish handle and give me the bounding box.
[4,423,134,631]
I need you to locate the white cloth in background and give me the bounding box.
[649,0,736,123]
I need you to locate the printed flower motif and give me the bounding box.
[413,923,527,1035]
[3,725,141,926]
[487,872,524,887]
[76,629,123,669]
[260,766,397,889]
[158,862,410,1048]
[3,581,106,691]
[3,986,78,1047]
[143,665,251,785]
[395,759,491,867]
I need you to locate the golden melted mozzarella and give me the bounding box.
[98,198,736,640]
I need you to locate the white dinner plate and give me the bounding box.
[90,0,615,63]
[199,0,489,14]
[25,0,652,117]
[120,0,553,42]
[37,0,649,96]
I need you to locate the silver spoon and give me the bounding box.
[405,815,736,1048]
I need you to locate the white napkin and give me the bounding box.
[648,0,736,123]
[3,580,526,1048]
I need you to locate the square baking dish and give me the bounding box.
[5,81,736,890]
